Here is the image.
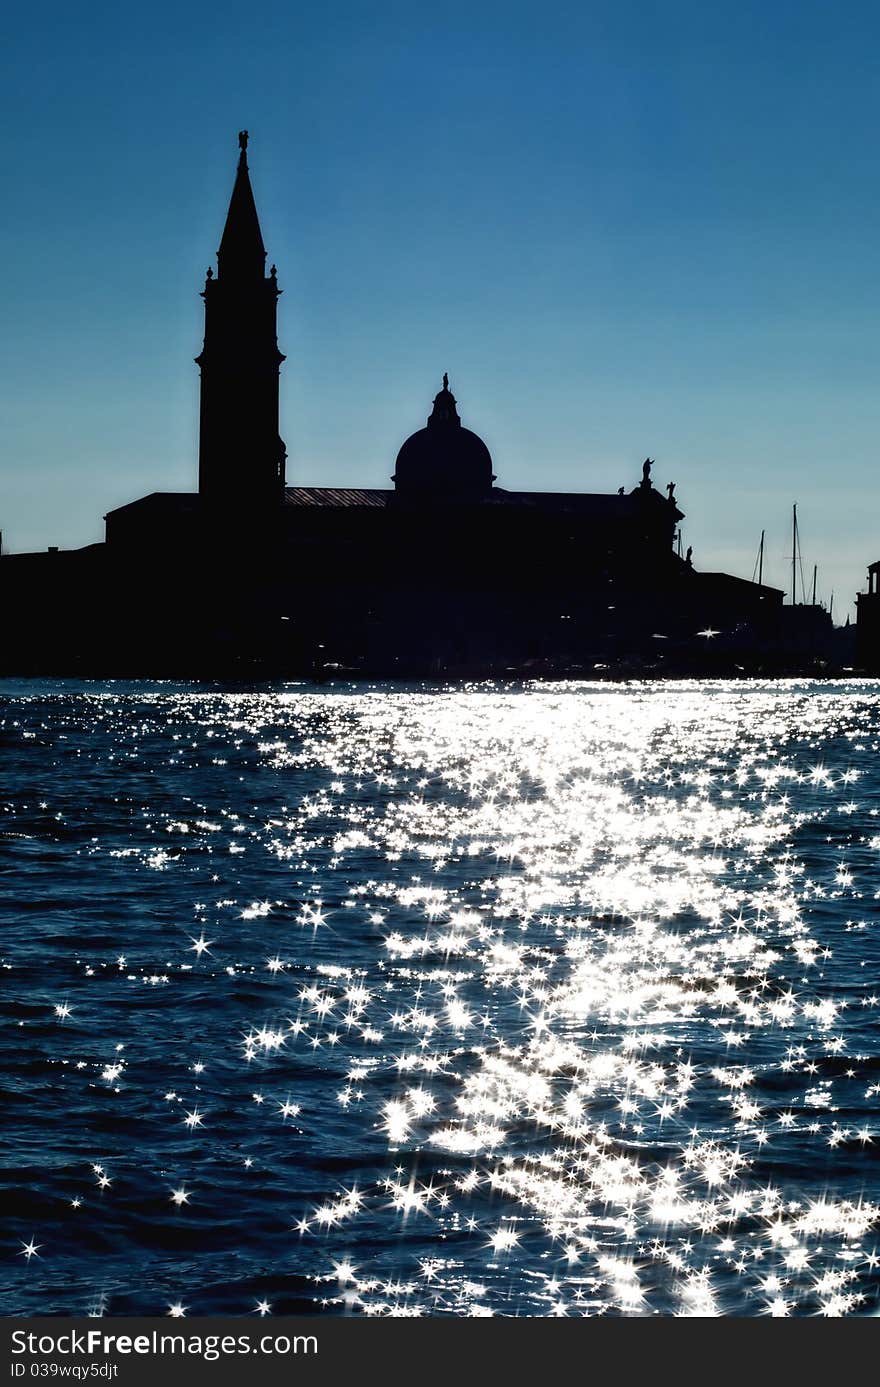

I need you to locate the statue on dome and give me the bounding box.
[641,457,653,487]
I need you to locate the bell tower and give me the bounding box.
[196,132,286,510]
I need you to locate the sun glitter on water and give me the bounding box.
[2,678,880,1317]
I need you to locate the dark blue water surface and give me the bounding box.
[2,679,880,1317]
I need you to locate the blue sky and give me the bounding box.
[1,0,879,613]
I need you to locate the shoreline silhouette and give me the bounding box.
[0,135,864,679]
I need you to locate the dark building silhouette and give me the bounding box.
[856,562,880,672]
[2,134,799,678]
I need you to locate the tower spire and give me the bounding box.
[217,130,266,279]
[196,133,286,509]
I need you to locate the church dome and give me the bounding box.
[393,376,495,498]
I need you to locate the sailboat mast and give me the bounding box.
[811,564,817,607]
[758,529,764,588]
[791,504,797,605]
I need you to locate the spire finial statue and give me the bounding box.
[443,372,449,391]
[238,129,249,152]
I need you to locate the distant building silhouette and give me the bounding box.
[2,134,800,678]
[856,562,880,672]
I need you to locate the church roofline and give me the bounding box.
[280,485,679,513]
[694,571,785,598]
[103,492,199,519]
[102,486,684,517]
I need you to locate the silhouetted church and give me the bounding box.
[1,134,786,677]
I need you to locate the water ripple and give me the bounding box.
[2,679,880,1317]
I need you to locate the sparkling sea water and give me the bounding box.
[3,679,880,1318]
